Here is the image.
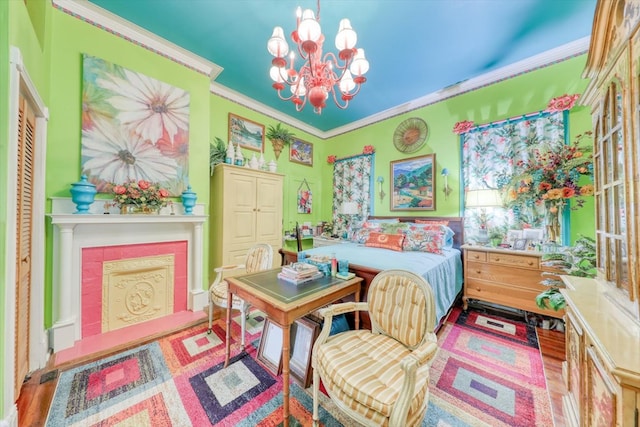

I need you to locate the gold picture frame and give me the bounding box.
[228,113,265,153]
[289,138,313,166]
[390,154,436,211]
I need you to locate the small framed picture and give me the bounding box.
[506,230,523,247]
[290,138,313,166]
[289,317,320,388]
[228,113,265,153]
[513,238,528,251]
[257,318,283,375]
[390,154,436,211]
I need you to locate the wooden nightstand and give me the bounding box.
[462,244,564,318]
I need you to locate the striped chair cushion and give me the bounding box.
[368,275,430,348]
[316,330,430,424]
[209,280,243,307]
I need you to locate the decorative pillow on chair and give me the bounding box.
[364,232,405,251]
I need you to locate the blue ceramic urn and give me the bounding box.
[181,185,197,215]
[70,174,97,214]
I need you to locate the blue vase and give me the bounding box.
[181,185,197,215]
[70,174,97,214]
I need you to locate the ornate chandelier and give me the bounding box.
[267,0,369,114]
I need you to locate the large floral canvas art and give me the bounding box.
[81,54,190,196]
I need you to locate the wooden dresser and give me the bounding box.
[462,244,563,318]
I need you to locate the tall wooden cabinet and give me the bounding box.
[561,1,640,425]
[210,164,283,272]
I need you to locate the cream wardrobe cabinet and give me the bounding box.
[210,164,283,271]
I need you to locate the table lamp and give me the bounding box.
[465,189,501,244]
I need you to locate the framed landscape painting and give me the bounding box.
[228,113,264,152]
[290,139,313,166]
[390,154,436,211]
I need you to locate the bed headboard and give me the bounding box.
[368,216,465,251]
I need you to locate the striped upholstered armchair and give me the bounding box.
[312,269,438,427]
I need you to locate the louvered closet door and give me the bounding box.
[14,94,36,398]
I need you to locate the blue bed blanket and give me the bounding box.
[301,243,463,325]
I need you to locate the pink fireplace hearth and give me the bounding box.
[48,198,208,352]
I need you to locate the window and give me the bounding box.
[594,80,630,296]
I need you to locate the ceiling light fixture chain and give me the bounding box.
[267,0,369,114]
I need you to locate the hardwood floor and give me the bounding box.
[16,310,568,426]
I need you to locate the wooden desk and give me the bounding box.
[224,268,362,427]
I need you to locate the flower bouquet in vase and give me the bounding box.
[498,132,594,244]
[111,179,170,214]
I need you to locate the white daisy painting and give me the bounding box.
[81,54,190,195]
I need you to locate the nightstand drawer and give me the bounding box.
[465,279,544,313]
[467,261,544,289]
[466,250,487,262]
[488,252,539,269]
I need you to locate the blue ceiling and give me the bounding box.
[87,0,596,132]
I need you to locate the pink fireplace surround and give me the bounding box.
[48,197,208,352]
[81,241,188,337]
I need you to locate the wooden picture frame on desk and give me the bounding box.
[257,318,283,375]
[290,317,320,388]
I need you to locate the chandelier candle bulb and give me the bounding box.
[268,0,369,114]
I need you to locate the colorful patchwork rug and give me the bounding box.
[46,307,554,426]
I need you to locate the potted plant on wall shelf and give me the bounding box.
[536,235,597,311]
[266,123,296,160]
[210,137,227,175]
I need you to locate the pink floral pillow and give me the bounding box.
[402,228,444,254]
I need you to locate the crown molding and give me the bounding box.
[210,83,326,138]
[321,36,591,138]
[52,0,222,79]
[52,1,590,138]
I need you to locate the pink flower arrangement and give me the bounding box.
[545,94,580,113]
[327,155,337,164]
[453,120,475,134]
[111,179,170,210]
[362,145,375,154]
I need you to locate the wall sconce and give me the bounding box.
[441,168,452,200]
[377,176,385,201]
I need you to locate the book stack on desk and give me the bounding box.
[278,262,323,285]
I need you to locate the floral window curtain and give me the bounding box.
[461,112,566,239]
[332,154,373,236]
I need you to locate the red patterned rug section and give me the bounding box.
[448,307,539,347]
[426,308,554,427]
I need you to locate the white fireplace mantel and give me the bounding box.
[47,197,208,351]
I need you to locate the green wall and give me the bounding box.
[322,55,595,243]
[2,0,594,420]
[209,96,327,235]
[44,7,213,326]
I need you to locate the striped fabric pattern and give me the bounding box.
[368,274,435,348]
[313,270,437,426]
[317,331,431,424]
